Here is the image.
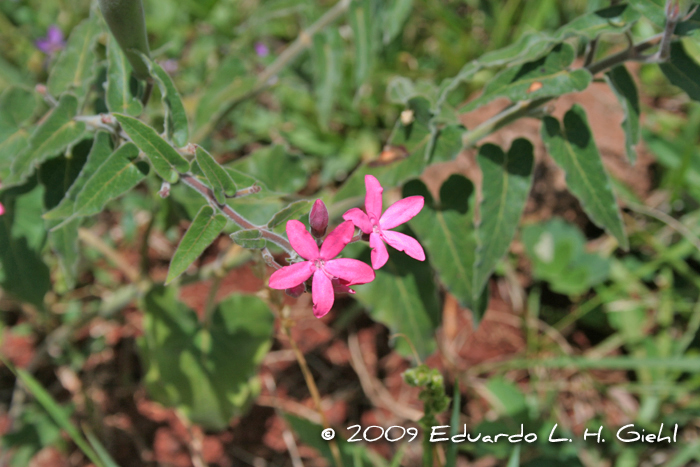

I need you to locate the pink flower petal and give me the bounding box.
[286,219,319,260]
[0,202,4,216]
[364,175,383,220]
[342,208,372,234]
[312,271,334,318]
[379,196,424,230]
[332,278,356,294]
[382,230,425,261]
[319,220,354,260]
[269,261,315,289]
[369,232,389,269]
[325,258,375,285]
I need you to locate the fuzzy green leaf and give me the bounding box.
[114,113,189,183]
[381,0,413,44]
[9,94,86,185]
[627,0,666,27]
[47,14,101,100]
[606,65,640,164]
[267,200,312,229]
[541,104,628,249]
[313,29,343,128]
[464,43,591,112]
[69,142,149,219]
[142,54,189,146]
[554,4,641,41]
[138,287,273,430]
[231,229,267,250]
[167,206,226,283]
[195,146,237,204]
[404,175,479,312]
[474,139,534,297]
[349,0,375,85]
[660,41,700,102]
[106,35,143,116]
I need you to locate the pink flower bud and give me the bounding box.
[0,202,4,216]
[309,199,328,238]
[285,283,305,298]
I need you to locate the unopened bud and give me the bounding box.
[309,199,328,238]
[285,283,305,298]
[158,181,171,198]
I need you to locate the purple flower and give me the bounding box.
[255,42,269,57]
[36,26,65,55]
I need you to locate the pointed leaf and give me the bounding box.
[351,244,440,359]
[47,14,101,100]
[606,65,640,164]
[195,146,237,204]
[554,4,641,41]
[114,113,189,183]
[381,0,413,44]
[9,94,86,185]
[474,139,534,298]
[267,200,312,229]
[404,175,479,310]
[45,132,113,220]
[141,54,189,146]
[105,36,143,116]
[464,43,591,112]
[166,206,227,283]
[71,142,149,218]
[541,104,628,248]
[627,0,666,27]
[660,41,700,102]
[231,229,266,250]
[138,287,274,430]
[313,29,343,128]
[349,0,375,85]
[0,85,36,132]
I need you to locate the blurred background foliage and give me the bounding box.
[1,0,700,466]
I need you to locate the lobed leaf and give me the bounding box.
[404,175,479,313]
[47,14,101,101]
[138,287,274,430]
[114,113,189,183]
[660,41,700,102]
[105,35,143,116]
[474,139,534,298]
[606,65,640,164]
[195,146,237,204]
[166,205,227,284]
[9,94,86,185]
[464,43,591,113]
[541,104,628,249]
[70,142,149,219]
[141,54,189,146]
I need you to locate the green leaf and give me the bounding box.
[404,175,478,310]
[142,54,189,147]
[477,30,554,67]
[349,0,376,85]
[13,368,111,467]
[677,6,700,36]
[47,14,101,101]
[105,35,143,116]
[606,65,640,164]
[49,219,81,289]
[70,142,149,219]
[381,0,413,44]
[166,205,226,284]
[0,128,30,180]
[522,218,610,295]
[446,381,461,467]
[313,28,343,128]
[553,4,641,41]
[0,182,50,309]
[660,41,700,102]
[230,145,306,193]
[45,132,113,220]
[541,105,628,248]
[627,0,666,27]
[231,228,267,250]
[114,113,189,183]
[464,43,592,112]
[9,94,86,185]
[0,85,36,132]
[267,200,312,228]
[474,139,534,298]
[138,286,274,430]
[351,241,441,360]
[506,445,521,467]
[195,146,237,204]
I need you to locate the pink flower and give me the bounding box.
[269,220,375,318]
[36,25,65,55]
[0,202,4,216]
[343,175,425,270]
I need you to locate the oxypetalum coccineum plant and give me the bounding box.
[2,0,700,465]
